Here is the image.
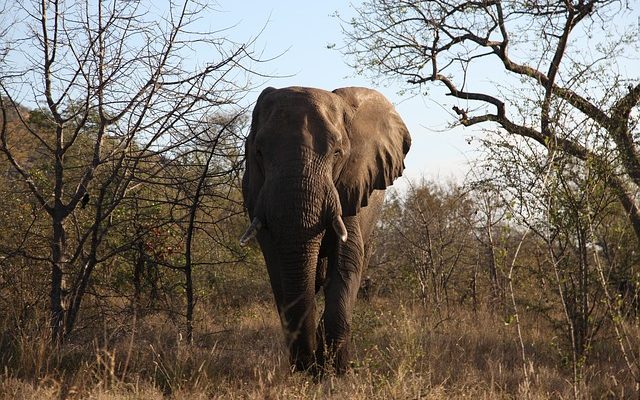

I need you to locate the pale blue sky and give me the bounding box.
[217,1,640,190]
[219,0,476,185]
[6,1,638,188]
[1,0,476,186]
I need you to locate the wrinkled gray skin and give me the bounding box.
[241,86,411,375]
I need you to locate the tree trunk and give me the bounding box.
[182,134,218,345]
[485,215,503,313]
[184,192,200,344]
[185,255,194,344]
[64,257,97,338]
[576,226,589,359]
[133,240,144,317]
[50,214,66,343]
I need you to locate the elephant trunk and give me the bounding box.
[265,172,326,370]
[278,239,321,370]
[259,157,347,369]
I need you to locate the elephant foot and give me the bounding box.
[333,344,350,375]
[313,340,351,376]
[290,355,315,374]
[289,357,328,383]
[308,361,327,383]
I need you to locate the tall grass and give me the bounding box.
[1,293,637,399]
[0,298,633,399]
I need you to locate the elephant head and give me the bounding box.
[241,86,410,373]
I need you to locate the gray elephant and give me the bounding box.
[240,86,411,374]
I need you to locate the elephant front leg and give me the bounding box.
[320,218,365,374]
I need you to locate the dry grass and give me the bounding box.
[1,296,637,399]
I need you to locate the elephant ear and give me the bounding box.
[242,87,276,218]
[332,87,411,216]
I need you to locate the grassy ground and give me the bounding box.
[1,295,637,399]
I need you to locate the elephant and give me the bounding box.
[240,86,411,375]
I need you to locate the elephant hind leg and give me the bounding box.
[315,257,328,293]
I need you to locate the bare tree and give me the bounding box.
[0,0,258,342]
[374,180,475,309]
[464,181,509,311]
[344,5,640,388]
[161,113,247,343]
[342,0,640,239]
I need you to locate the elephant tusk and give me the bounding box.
[240,217,262,246]
[332,216,348,242]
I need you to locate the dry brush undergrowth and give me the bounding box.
[2,290,637,399]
